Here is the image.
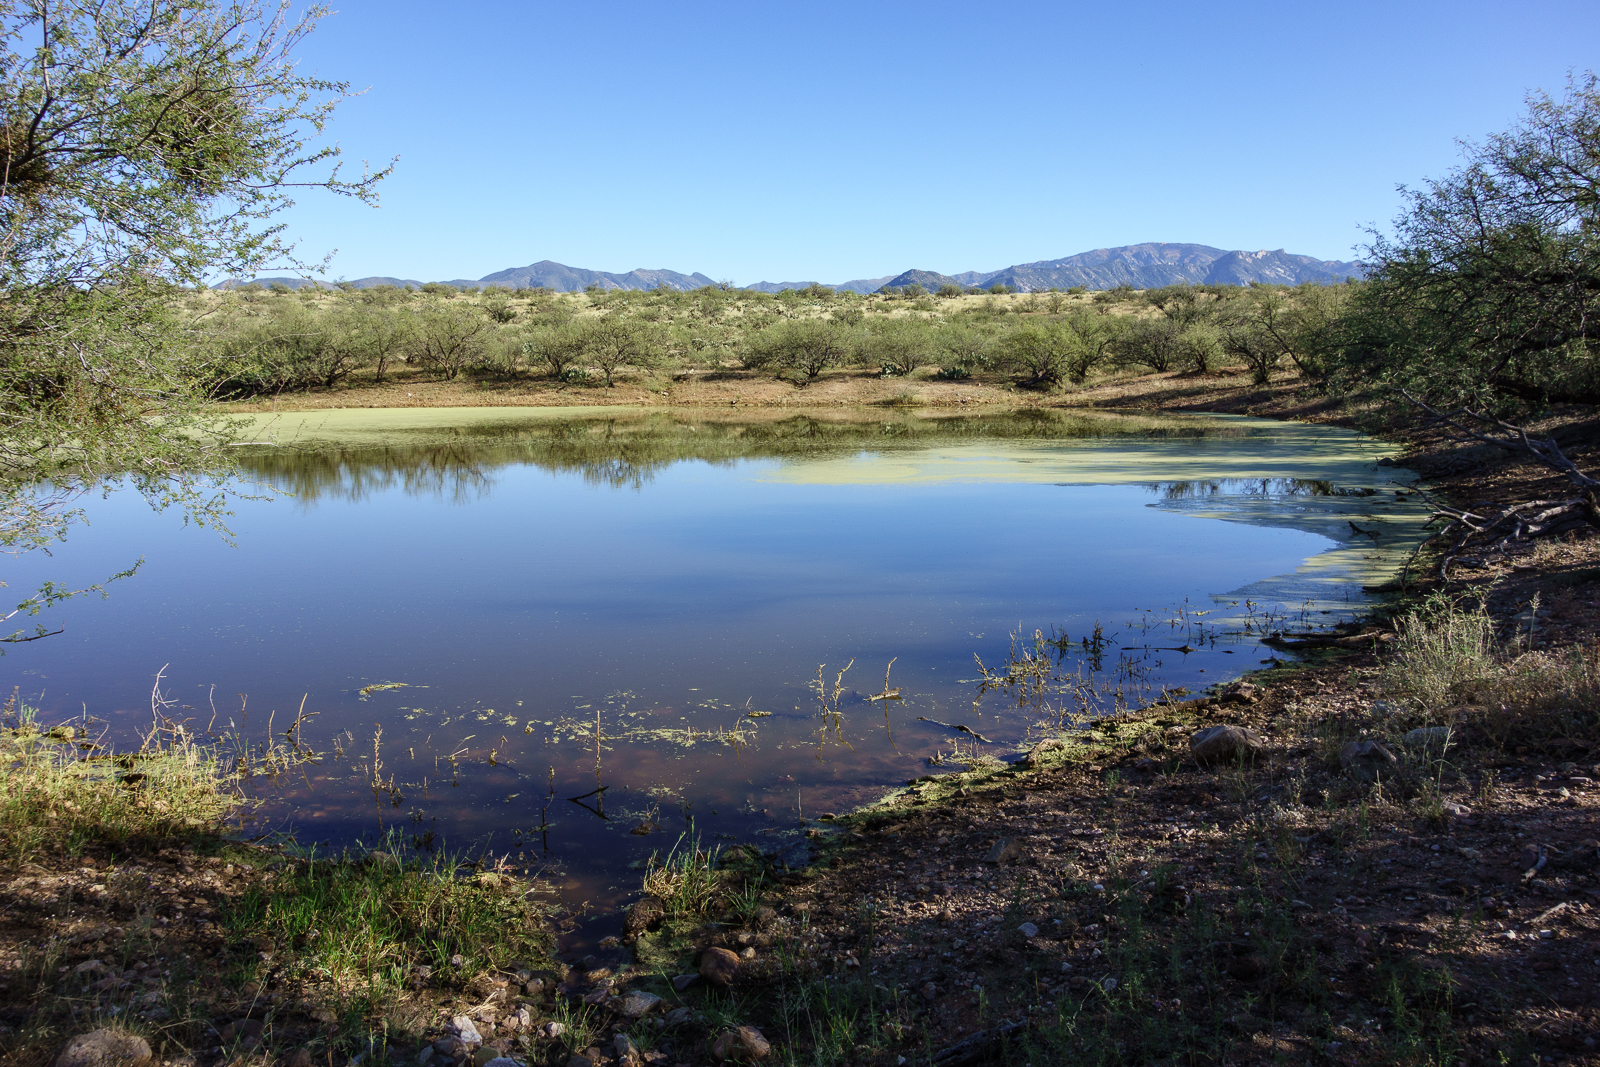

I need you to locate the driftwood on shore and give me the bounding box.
[931,1021,1029,1066]
[1261,629,1394,650]
[1402,394,1600,578]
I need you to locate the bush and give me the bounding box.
[860,319,935,377]
[1380,594,1498,713]
[745,318,852,385]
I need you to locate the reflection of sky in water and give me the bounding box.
[4,411,1428,945]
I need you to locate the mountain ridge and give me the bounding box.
[220,243,1364,294]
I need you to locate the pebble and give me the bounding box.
[1339,740,1399,783]
[1402,726,1452,748]
[985,837,1025,866]
[618,991,662,1018]
[710,1026,771,1062]
[1189,725,1265,764]
[218,1020,262,1043]
[542,1022,566,1040]
[48,1029,153,1067]
[1018,922,1039,938]
[449,1017,482,1046]
[671,973,700,993]
[663,1007,691,1026]
[700,946,740,987]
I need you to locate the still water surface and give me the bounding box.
[10,408,1427,941]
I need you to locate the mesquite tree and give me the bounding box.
[0,0,384,639]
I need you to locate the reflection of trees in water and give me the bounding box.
[243,444,498,505]
[233,411,1265,504]
[1148,478,1336,499]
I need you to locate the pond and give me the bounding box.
[8,407,1428,946]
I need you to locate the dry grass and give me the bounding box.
[0,694,242,866]
[1377,592,1600,748]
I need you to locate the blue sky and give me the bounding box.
[274,0,1600,286]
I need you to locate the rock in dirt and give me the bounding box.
[48,1030,153,1067]
[1189,725,1265,764]
[710,1026,771,1062]
[285,1050,315,1067]
[1403,726,1453,748]
[542,1022,566,1040]
[1339,740,1398,782]
[613,1034,640,1067]
[1441,800,1473,818]
[671,973,700,992]
[618,990,662,1017]
[218,1020,262,1044]
[700,946,740,986]
[985,837,1025,865]
[775,841,811,870]
[449,1017,483,1047]
[624,895,666,940]
[1217,682,1259,705]
[1018,922,1039,938]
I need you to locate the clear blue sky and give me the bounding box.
[274,0,1600,286]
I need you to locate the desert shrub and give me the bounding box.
[1380,594,1498,714]
[861,319,935,377]
[745,318,852,384]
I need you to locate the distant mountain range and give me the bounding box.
[221,242,1363,295]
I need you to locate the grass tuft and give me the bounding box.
[0,694,241,865]
[230,836,554,996]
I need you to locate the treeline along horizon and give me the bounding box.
[184,278,1352,398]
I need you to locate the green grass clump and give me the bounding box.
[0,696,240,865]
[641,833,727,921]
[231,839,555,995]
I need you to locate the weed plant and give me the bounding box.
[641,833,726,920]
